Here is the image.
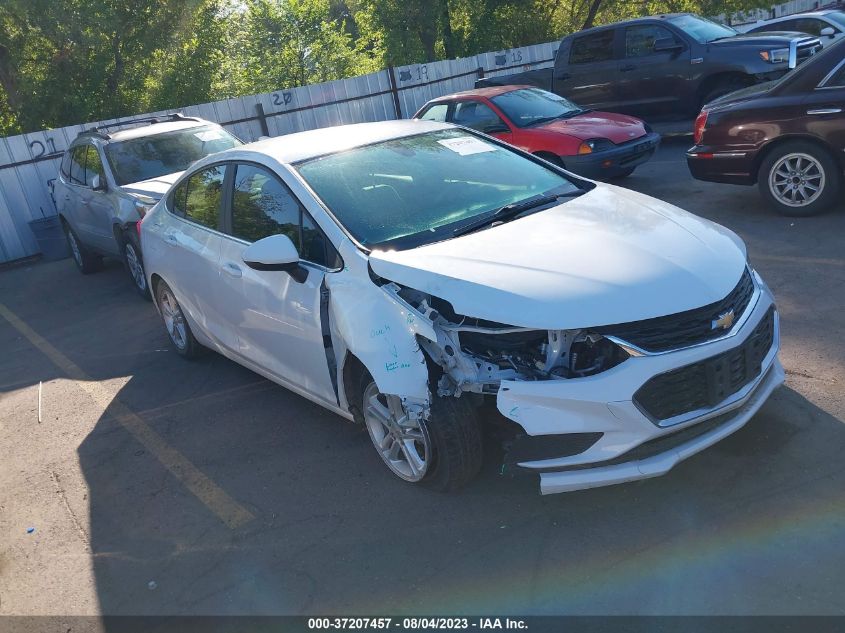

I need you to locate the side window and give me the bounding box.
[230,163,339,267]
[768,19,798,32]
[794,18,826,36]
[302,211,339,268]
[452,101,507,132]
[69,147,86,185]
[569,30,615,64]
[625,25,677,57]
[184,165,225,229]
[825,63,845,87]
[170,180,188,217]
[84,146,105,188]
[231,164,300,244]
[418,104,449,122]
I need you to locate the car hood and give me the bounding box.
[120,171,184,200]
[368,184,747,330]
[538,111,646,143]
[710,31,811,46]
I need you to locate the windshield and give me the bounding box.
[491,88,584,127]
[667,15,737,43]
[295,129,581,250]
[105,125,241,185]
[827,12,845,28]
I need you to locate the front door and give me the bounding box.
[616,24,691,118]
[559,28,620,110]
[80,145,119,255]
[216,162,338,404]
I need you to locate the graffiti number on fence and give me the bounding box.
[29,137,58,159]
[511,50,523,63]
[271,92,293,107]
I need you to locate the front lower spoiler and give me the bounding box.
[538,358,784,494]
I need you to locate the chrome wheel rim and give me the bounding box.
[158,287,187,351]
[363,382,430,482]
[67,230,82,268]
[125,242,146,291]
[769,152,825,208]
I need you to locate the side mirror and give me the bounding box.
[91,175,107,192]
[653,37,684,53]
[242,234,307,282]
[820,26,835,38]
[483,123,510,134]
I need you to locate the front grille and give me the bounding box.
[796,40,823,64]
[634,307,775,423]
[598,268,755,353]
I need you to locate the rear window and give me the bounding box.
[569,30,615,64]
[105,125,240,186]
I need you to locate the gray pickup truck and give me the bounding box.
[478,13,822,120]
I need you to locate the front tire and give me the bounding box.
[123,236,151,300]
[758,141,841,216]
[154,280,201,358]
[63,222,102,274]
[360,376,482,491]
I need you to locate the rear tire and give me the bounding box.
[63,221,102,274]
[123,235,151,300]
[154,280,201,358]
[758,141,840,217]
[359,373,482,491]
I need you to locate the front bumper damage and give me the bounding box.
[496,269,782,494]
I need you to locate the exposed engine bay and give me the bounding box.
[387,282,629,397]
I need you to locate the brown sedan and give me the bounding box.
[687,38,845,216]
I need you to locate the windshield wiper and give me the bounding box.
[453,191,582,237]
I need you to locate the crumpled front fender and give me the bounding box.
[326,266,435,403]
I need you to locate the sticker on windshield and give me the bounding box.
[194,130,225,142]
[437,136,498,156]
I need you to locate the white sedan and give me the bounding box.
[140,120,783,494]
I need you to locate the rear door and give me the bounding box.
[558,28,620,109]
[160,164,230,347]
[617,24,691,118]
[80,145,118,255]
[62,147,88,239]
[215,161,340,403]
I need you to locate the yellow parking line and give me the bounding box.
[0,302,255,530]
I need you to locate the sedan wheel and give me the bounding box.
[363,382,431,482]
[759,141,840,217]
[124,240,150,300]
[768,152,825,209]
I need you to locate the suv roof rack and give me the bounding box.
[76,112,203,141]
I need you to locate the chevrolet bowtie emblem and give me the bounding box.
[712,309,735,331]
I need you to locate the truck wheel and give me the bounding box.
[63,222,102,274]
[123,235,151,300]
[758,141,840,217]
[155,280,201,358]
[360,376,482,491]
[700,76,747,108]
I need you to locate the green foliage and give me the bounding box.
[0,0,776,135]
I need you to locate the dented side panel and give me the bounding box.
[326,251,435,403]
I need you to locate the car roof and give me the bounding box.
[107,119,211,142]
[224,119,454,165]
[425,85,531,102]
[568,13,691,35]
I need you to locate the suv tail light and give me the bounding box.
[694,110,708,145]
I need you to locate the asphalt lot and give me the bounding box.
[1,138,844,619]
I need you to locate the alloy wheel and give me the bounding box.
[67,230,83,268]
[125,242,146,292]
[363,382,431,482]
[769,152,825,208]
[158,287,188,351]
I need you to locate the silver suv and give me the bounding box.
[54,114,241,298]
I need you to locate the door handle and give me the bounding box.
[164,233,180,247]
[806,108,841,115]
[222,262,242,278]
[620,64,636,72]
[80,198,89,205]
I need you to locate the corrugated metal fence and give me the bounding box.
[0,41,557,265]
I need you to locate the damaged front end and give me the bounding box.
[383,282,631,398]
